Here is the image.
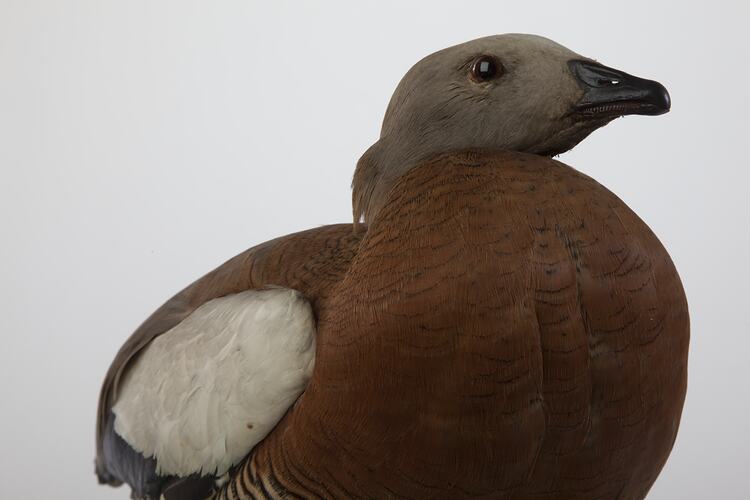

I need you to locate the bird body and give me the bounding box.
[95,34,687,500]
[214,151,688,499]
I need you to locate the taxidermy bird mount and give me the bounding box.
[95,34,688,500]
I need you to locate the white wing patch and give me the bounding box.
[112,288,316,477]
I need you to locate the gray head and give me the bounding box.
[353,33,670,224]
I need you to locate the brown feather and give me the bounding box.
[213,150,688,500]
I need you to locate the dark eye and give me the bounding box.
[471,55,502,81]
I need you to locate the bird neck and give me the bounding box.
[352,133,451,228]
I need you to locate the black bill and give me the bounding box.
[568,59,671,118]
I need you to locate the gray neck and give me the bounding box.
[352,122,510,226]
[352,133,440,227]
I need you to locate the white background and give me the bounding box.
[1,1,747,499]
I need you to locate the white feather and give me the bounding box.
[112,288,316,477]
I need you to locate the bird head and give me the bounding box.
[353,33,670,225]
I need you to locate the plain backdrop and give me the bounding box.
[1,1,747,499]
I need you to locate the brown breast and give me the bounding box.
[234,150,689,500]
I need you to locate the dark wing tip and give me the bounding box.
[95,461,123,487]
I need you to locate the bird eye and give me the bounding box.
[471,55,502,81]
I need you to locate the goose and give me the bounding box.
[95,34,688,500]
